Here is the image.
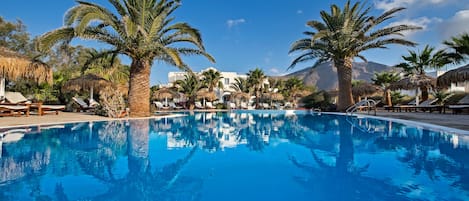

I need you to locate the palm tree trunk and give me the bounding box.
[335,58,354,112]
[384,89,392,106]
[420,86,429,101]
[128,59,151,117]
[127,119,150,176]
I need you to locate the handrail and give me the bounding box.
[346,99,377,116]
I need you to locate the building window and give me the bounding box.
[224,78,230,85]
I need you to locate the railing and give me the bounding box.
[346,99,378,116]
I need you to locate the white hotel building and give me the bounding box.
[166,67,254,102]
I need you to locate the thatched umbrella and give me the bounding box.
[389,74,436,105]
[0,48,53,99]
[437,64,469,88]
[389,74,436,91]
[62,74,113,101]
[352,83,380,97]
[153,87,179,106]
[197,89,217,106]
[0,48,53,84]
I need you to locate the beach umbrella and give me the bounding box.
[352,82,380,97]
[197,89,217,106]
[153,87,179,106]
[389,74,436,105]
[0,48,53,95]
[437,64,469,88]
[62,74,113,101]
[389,74,436,91]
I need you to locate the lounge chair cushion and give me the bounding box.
[5,92,30,104]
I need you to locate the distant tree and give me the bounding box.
[175,74,205,110]
[202,69,223,92]
[230,77,249,93]
[0,16,32,54]
[284,77,308,108]
[289,0,420,111]
[372,71,401,106]
[395,45,452,101]
[247,68,266,108]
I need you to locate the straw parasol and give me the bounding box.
[232,91,250,100]
[437,64,469,88]
[153,87,179,105]
[62,74,113,101]
[0,47,53,84]
[389,74,436,91]
[263,92,284,101]
[196,89,217,101]
[62,74,112,92]
[389,74,436,105]
[352,82,380,97]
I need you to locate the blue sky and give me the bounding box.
[1,0,468,85]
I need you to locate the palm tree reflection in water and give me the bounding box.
[0,112,469,200]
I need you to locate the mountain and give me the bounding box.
[279,61,393,91]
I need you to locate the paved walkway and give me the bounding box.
[368,111,469,131]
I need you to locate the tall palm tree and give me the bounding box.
[444,33,469,62]
[395,45,452,101]
[289,0,420,111]
[230,77,249,93]
[37,0,214,117]
[247,68,266,108]
[201,69,223,92]
[175,73,205,110]
[371,71,400,106]
[284,77,307,108]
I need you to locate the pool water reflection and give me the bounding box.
[0,111,468,201]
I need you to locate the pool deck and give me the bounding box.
[372,111,469,131]
[0,110,468,131]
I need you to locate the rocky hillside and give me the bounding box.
[279,61,394,91]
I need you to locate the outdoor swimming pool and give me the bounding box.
[0,111,468,201]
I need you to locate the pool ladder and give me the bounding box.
[346,99,378,116]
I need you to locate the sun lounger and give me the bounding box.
[448,94,469,114]
[168,102,183,110]
[229,102,237,109]
[4,91,31,104]
[0,104,30,117]
[195,101,205,109]
[30,102,66,115]
[154,101,169,110]
[205,102,216,109]
[240,102,249,109]
[72,97,96,112]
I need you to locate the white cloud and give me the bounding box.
[387,17,442,37]
[440,9,469,39]
[226,18,246,28]
[374,0,450,10]
[297,10,303,14]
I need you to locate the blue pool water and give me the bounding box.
[1,111,468,201]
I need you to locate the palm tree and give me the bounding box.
[395,45,452,101]
[230,77,249,93]
[444,33,469,62]
[284,77,307,108]
[202,69,222,92]
[289,1,420,111]
[247,68,266,108]
[37,0,214,117]
[372,71,400,106]
[175,73,205,110]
